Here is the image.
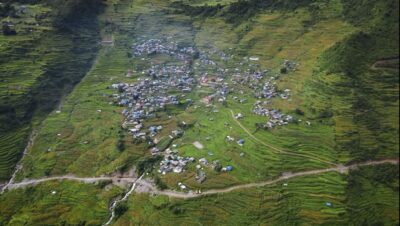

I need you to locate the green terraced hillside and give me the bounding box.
[0,0,398,225]
[0,0,104,181]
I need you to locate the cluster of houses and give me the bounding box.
[110,37,301,185]
[253,102,294,129]
[132,38,195,61]
[228,61,296,129]
[159,149,195,174]
[283,59,299,72]
[112,39,201,141]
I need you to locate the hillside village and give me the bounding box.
[111,38,300,187]
[0,0,398,225]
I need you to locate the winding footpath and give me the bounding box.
[2,159,398,199]
[4,176,136,191]
[136,159,399,199]
[1,129,39,194]
[229,110,338,166]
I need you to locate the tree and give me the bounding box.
[115,201,128,217]
[117,139,125,152]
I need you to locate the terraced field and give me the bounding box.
[0,0,103,182]
[0,0,398,225]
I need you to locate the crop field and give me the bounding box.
[115,165,399,225]
[0,0,398,225]
[0,0,102,182]
[0,180,122,225]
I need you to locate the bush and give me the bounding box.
[136,155,163,174]
[114,201,128,217]
[154,176,167,190]
[169,205,185,215]
[117,139,125,152]
[318,110,333,118]
[295,108,305,115]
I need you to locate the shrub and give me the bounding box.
[136,155,163,174]
[117,139,125,152]
[114,201,128,217]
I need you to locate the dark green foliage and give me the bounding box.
[50,0,106,30]
[2,24,17,35]
[342,0,399,28]
[213,162,222,172]
[154,176,167,190]
[170,2,223,17]
[223,0,313,24]
[0,0,105,182]
[136,155,163,175]
[346,164,399,225]
[295,108,305,116]
[170,0,314,24]
[114,201,129,217]
[169,204,185,215]
[317,109,333,119]
[117,139,125,152]
[317,0,399,162]
[0,3,16,18]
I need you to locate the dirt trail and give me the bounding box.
[138,159,399,199]
[229,110,337,166]
[5,176,136,191]
[1,129,39,194]
[371,57,399,70]
[2,159,398,199]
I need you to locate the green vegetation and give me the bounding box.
[0,0,397,225]
[0,180,122,225]
[346,164,399,225]
[309,0,399,161]
[0,0,104,181]
[117,172,349,225]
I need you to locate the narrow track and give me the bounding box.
[1,129,39,194]
[143,159,398,199]
[229,110,338,166]
[3,159,398,199]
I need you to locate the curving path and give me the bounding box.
[3,176,136,192]
[136,159,399,199]
[3,159,398,199]
[229,110,338,166]
[1,129,39,193]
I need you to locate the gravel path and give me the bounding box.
[2,159,398,199]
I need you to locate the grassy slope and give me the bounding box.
[115,164,398,226]
[118,172,349,225]
[316,0,400,162]
[0,180,122,225]
[0,0,103,182]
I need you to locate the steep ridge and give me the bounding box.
[0,0,105,181]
